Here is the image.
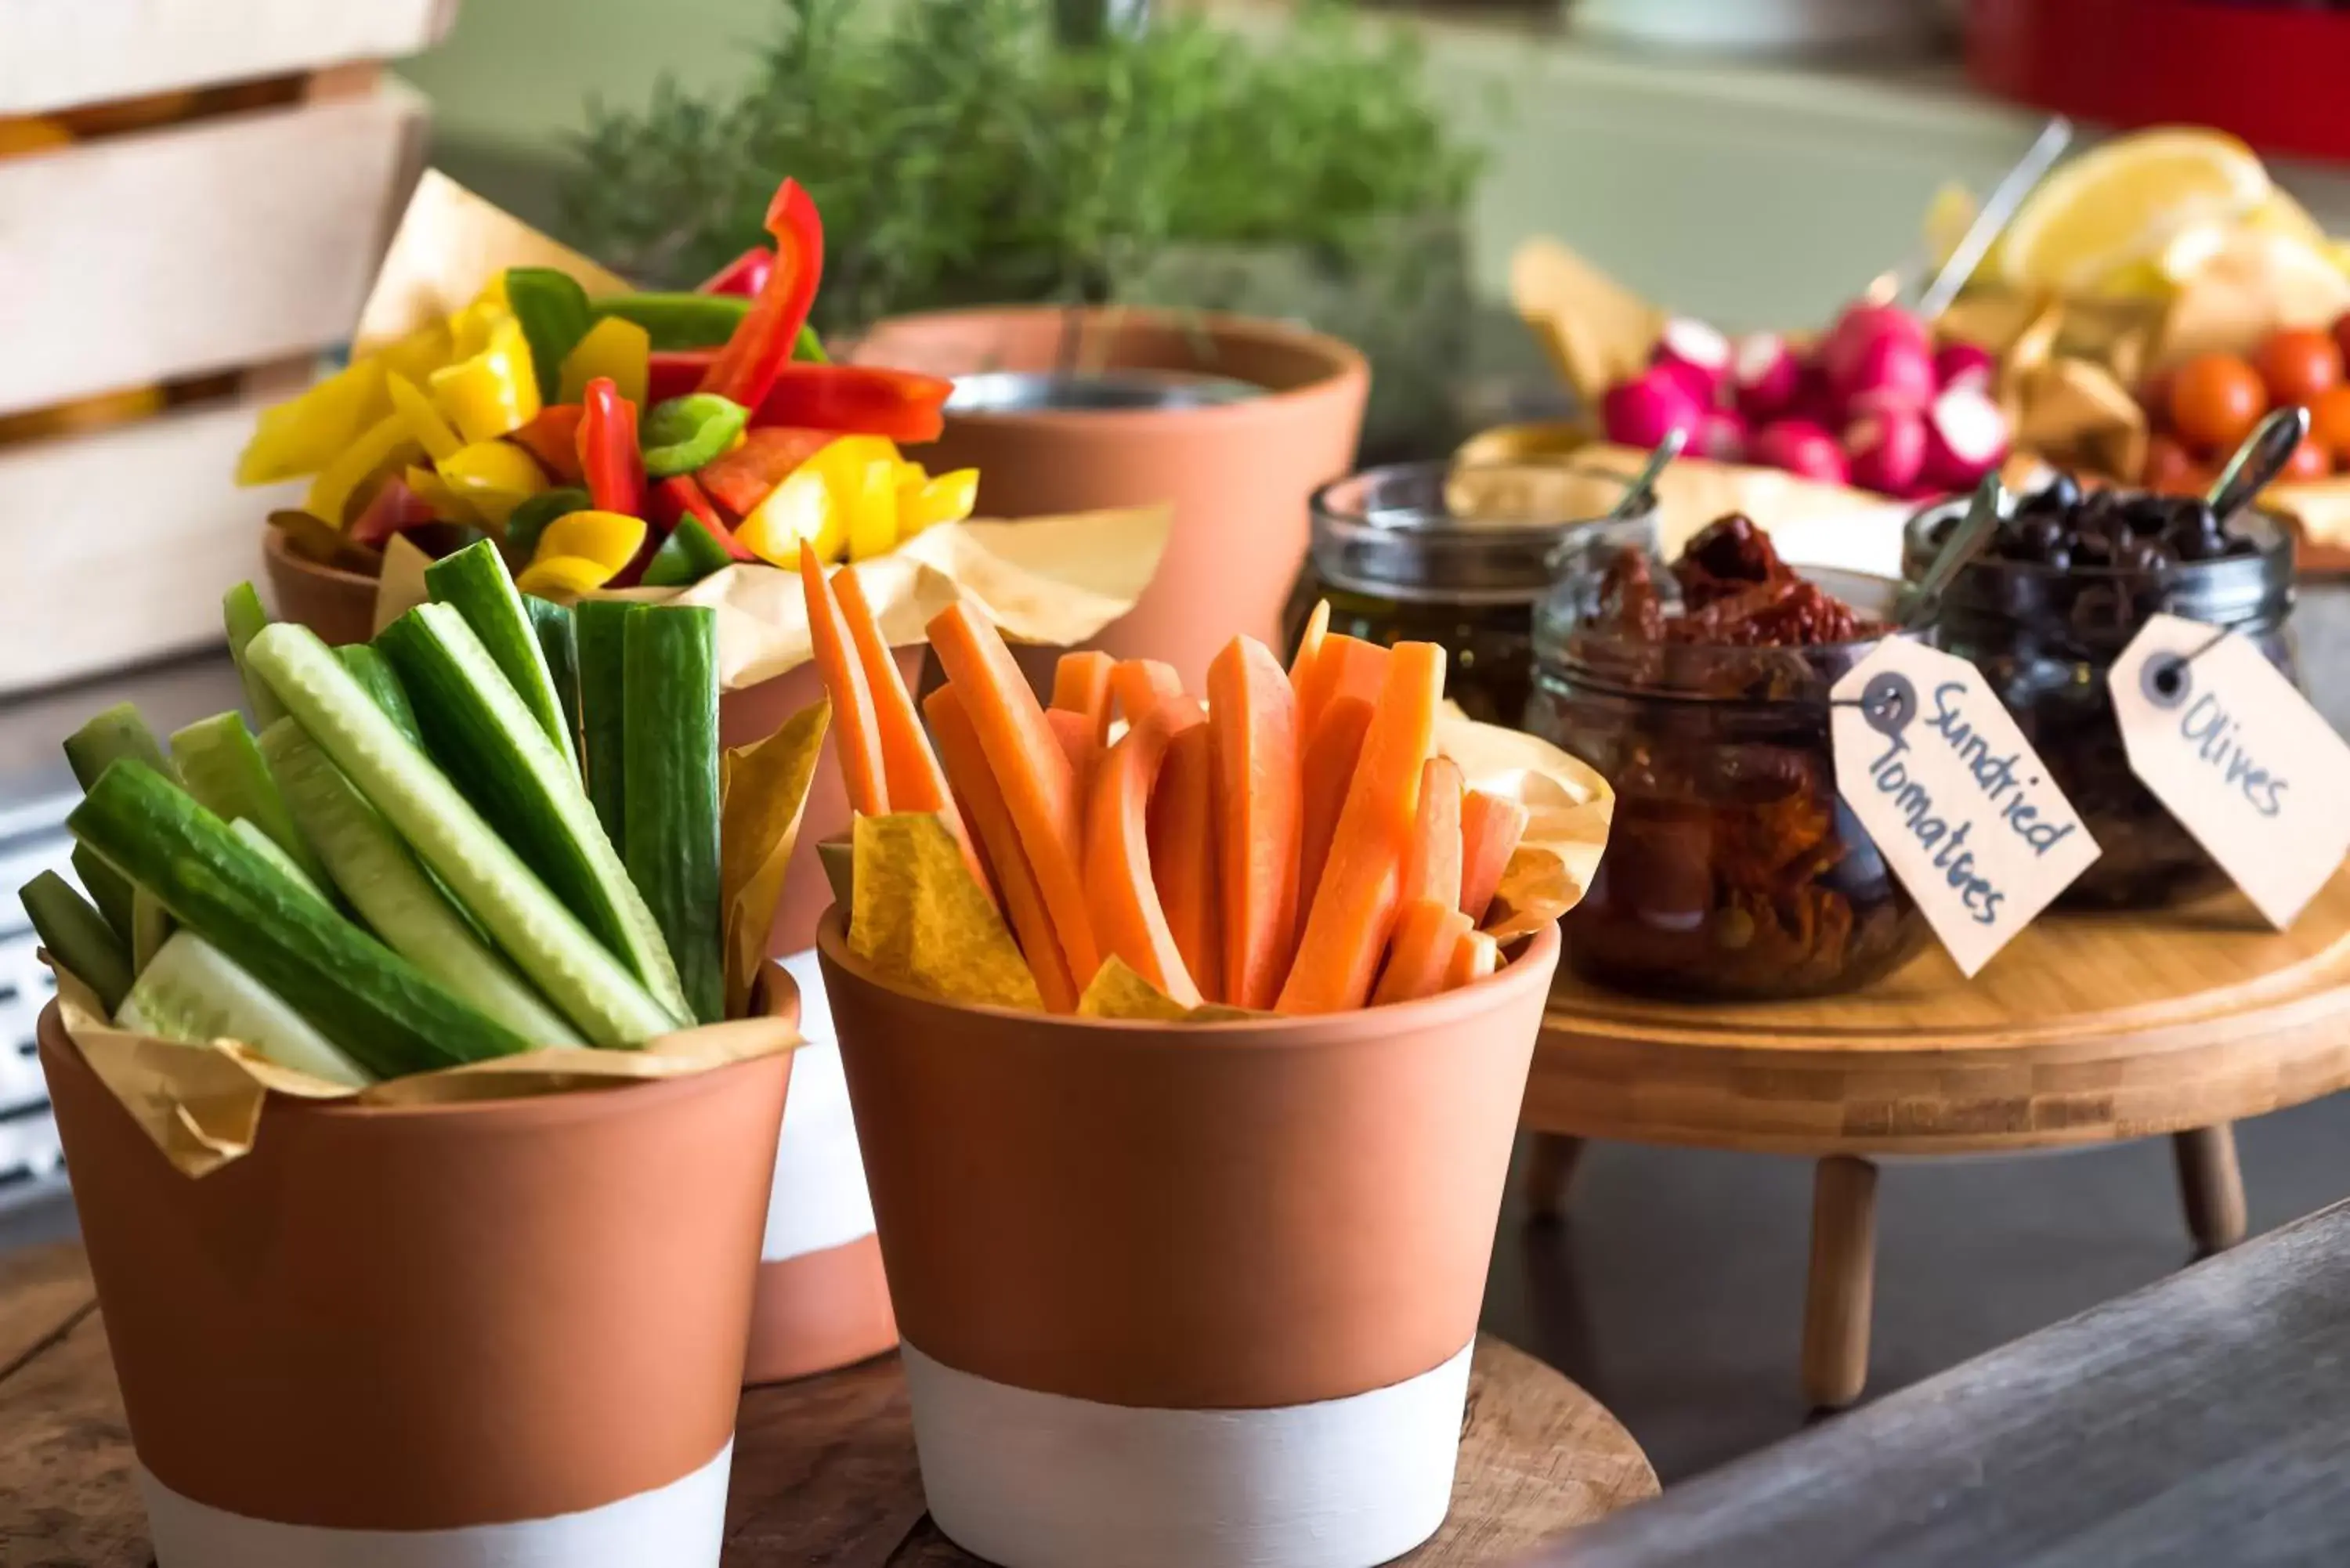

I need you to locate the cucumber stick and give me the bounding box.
[244,622,681,1044]
[230,818,334,908]
[575,598,631,847]
[222,582,289,727]
[380,602,688,1020]
[336,644,425,750]
[18,872,131,1012]
[132,887,172,972]
[623,607,725,1024]
[259,719,581,1046]
[69,761,526,1077]
[120,931,371,1088]
[171,713,331,891]
[525,595,581,769]
[62,704,172,943]
[425,541,576,775]
[73,845,135,948]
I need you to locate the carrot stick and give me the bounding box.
[1044,708,1101,822]
[924,685,1077,1013]
[832,565,985,892]
[1294,634,1387,744]
[1401,757,1464,911]
[1289,599,1329,685]
[926,602,1100,986]
[1085,698,1202,1006]
[1206,635,1302,1010]
[1294,694,1373,941]
[1108,659,1184,737]
[1459,788,1530,927]
[797,545,889,817]
[1372,898,1474,1006]
[1278,641,1446,1014]
[1147,697,1220,1004]
[1051,650,1115,729]
[1444,928,1501,992]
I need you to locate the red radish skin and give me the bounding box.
[1733,332,1801,422]
[1694,407,1749,464]
[1834,331,1937,417]
[1602,370,1703,450]
[1936,341,1998,395]
[1921,385,2012,490]
[1651,317,1732,408]
[1843,408,1928,496]
[1750,419,1851,486]
[1820,302,1931,392]
[1789,360,1842,428]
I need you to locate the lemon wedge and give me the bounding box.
[2000,128,2270,295]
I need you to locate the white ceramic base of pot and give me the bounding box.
[139,1441,733,1568]
[903,1342,1473,1568]
[765,949,879,1263]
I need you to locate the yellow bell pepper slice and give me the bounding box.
[404,465,480,526]
[535,510,646,574]
[903,467,979,534]
[845,455,899,562]
[428,315,541,446]
[515,555,623,602]
[739,467,843,568]
[375,319,456,385]
[557,316,651,408]
[238,357,389,486]
[436,440,548,528]
[306,414,421,526]
[446,294,512,361]
[386,373,463,464]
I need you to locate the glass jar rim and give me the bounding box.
[1902,496,2294,594]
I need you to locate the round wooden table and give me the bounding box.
[0,1243,1658,1566]
[1523,868,2350,1410]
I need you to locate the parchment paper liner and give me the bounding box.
[342,171,1173,681]
[42,956,804,1179]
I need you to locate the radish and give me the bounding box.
[1694,406,1750,464]
[1920,385,2012,490]
[1820,302,1932,389]
[1935,341,1998,395]
[1750,419,1850,486]
[1789,359,1842,428]
[1732,332,1801,421]
[1831,327,1937,417]
[1843,409,1927,495]
[1651,318,1731,408]
[1602,369,1703,450]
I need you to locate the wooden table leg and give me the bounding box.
[2174,1124,2248,1255]
[1521,1135,1587,1223]
[1801,1155,1878,1411]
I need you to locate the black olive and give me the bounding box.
[2041,472,2082,511]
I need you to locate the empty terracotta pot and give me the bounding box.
[819,912,1561,1568]
[850,306,1369,690]
[40,1000,792,1568]
[262,527,377,646]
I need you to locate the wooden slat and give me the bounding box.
[1535,1200,2350,1568]
[0,388,302,696]
[0,1243,96,1388]
[0,0,455,117]
[0,81,428,417]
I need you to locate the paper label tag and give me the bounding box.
[1831,638,2101,977]
[2107,613,2350,929]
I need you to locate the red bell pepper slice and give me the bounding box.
[509,404,585,484]
[647,350,717,406]
[694,426,833,517]
[575,378,645,518]
[750,363,952,444]
[697,178,823,409]
[347,475,438,547]
[698,247,774,298]
[652,475,754,561]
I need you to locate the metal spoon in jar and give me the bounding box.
[2206,405,2310,521]
[1610,427,1686,522]
[1900,472,2006,631]
[1914,117,2074,320]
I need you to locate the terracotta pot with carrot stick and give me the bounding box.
[790,569,1611,1568]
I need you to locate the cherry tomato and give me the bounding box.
[2254,327,2342,407]
[2283,433,2333,482]
[2309,384,2350,461]
[2167,354,2268,453]
[2143,434,2196,491]
[2331,312,2350,372]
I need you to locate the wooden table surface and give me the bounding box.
[0,1244,1657,1566]
[1526,1198,2350,1568]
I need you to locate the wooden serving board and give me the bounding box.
[0,1245,1658,1566]
[1528,867,2350,1156]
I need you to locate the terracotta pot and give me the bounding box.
[850,306,1369,689]
[819,913,1562,1568]
[262,526,377,646]
[718,656,920,1385]
[40,1004,792,1567]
